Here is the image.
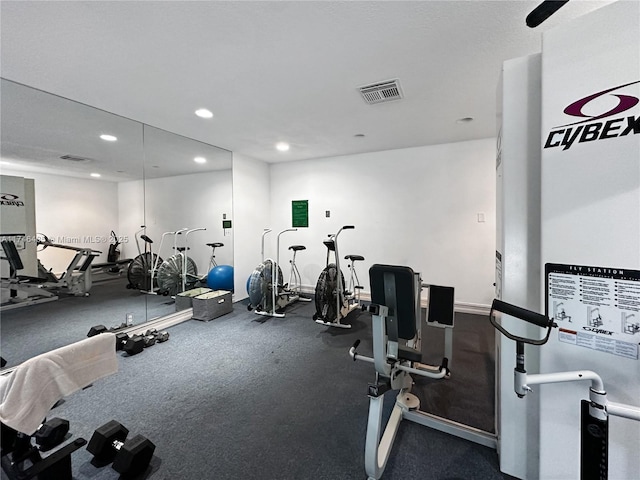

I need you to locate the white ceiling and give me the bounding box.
[0,0,616,164]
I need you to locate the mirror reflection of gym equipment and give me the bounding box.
[490,299,640,480]
[127,226,209,297]
[155,227,206,297]
[313,225,364,328]
[1,175,102,309]
[126,226,163,293]
[247,228,311,317]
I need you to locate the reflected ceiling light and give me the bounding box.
[194,156,207,164]
[195,109,213,119]
[90,173,101,178]
[456,117,474,124]
[100,134,118,141]
[276,142,290,152]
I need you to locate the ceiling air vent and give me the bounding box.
[358,79,403,105]
[60,154,91,163]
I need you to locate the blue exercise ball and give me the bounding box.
[246,275,251,295]
[207,265,234,292]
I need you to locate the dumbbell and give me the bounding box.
[87,322,130,337]
[114,332,144,355]
[123,335,145,355]
[35,417,70,450]
[94,330,142,355]
[87,420,155,476]
[144,329,170,344]
[87,324,108,337]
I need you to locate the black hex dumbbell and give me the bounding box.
[35,417,70,450]
[87,420,155,476]
[115,332,130,351]
[123,335,145,355]
[144,329,170,344]
[88,321,130,338]
[87,324,108,337]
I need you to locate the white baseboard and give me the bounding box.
[299,285,490,316]
[454,302,491,316]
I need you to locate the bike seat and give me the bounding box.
[289,245,306,251]
[140,235,153,244]
[323,240,336,251]
[345,255,364,262]
[207,242,224,248]
[175,247,190,252]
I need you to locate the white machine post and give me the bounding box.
[268,228,296,317]
[182,227,206,293]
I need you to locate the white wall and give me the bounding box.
[267,139,496,307]
[117,179,145,260]
[232,153,271,298]
[539,2,640,478]
[0,169,119,273]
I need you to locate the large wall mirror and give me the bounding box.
[0,78,232,365]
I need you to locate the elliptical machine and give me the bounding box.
[313,225,363,328]
[247,228,310,317]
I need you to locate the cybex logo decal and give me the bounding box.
[544,80,640,151]
[583,326,614,336]
[0,193,24,207]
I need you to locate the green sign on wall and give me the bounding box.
[292,200,309,228]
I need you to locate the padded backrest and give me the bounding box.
[0,240,24,271]
[369,264,417,340]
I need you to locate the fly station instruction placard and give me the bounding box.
[545,263,640,360]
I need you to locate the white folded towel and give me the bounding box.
[0,333,118,435]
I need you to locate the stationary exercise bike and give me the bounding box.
[247,228,310,317]
[156,227,206,296]
[490,299,640,480]
[313,225,363,328]
[126,226,163,292]
[127,225,163,293]
[207,242,224,270]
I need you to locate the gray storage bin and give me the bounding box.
[192,290,233,321]
[175,287,213,312]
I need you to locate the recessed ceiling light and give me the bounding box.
[456,117,474,124]
[195,109,213,119]
[90,173,101,178]
[276,142,290,152]
[100,134,118,141]
[194,156,207,164]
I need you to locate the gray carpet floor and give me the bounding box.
[1,279,512,480]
